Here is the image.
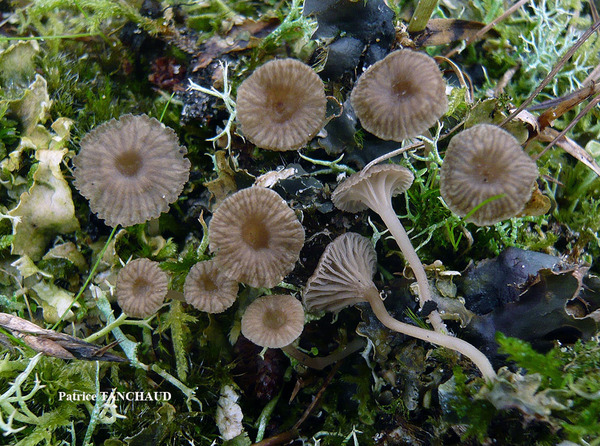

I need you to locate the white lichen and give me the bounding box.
[215,385,244,441]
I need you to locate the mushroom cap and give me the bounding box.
[116,258,168,318]
[332,164,414,213]
[209,187,305,288]
[184,259,239,313]
[439,124,539,226]
[236,58,327,151]
[73,114,191,227]
[350,49,448,142]
[303,233,377,313]
[241,294,305,348]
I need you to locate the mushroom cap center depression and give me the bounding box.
[391,78,416,100]
[132,277,152,297]
[266,88,297,123]
[115,150,144,177]
[201,276,218,292]
[471,152,503,184]
[241,217,270,250]
[263,308,287,330]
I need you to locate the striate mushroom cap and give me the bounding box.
[73,114,191,228]
[209,187,305,288]
[236,58,327,151]
[439,124,539,226]
[116,258,168,318]
[332,164,414,214]
[350,49,448,142]
[303,233,377,313]
[184,259,239,313]
[241,294,305,348]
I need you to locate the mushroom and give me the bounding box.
[439,124,539,226]
[236,58,327,151]
[331,164,446,333]
[303,233,496,381]
[209,186,305,288]
[351,49,447,142]
[242,294,305,349]
[184,260,238,313]
[116,258,168,318]
[241,294,365,370]
[73,114,191,227]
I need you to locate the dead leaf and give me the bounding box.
[0,312,127,362]
[411,19,499,47]
[192,17,280,71]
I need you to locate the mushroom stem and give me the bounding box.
[281,338,366,370]
[372,197,447,334]
[364,286,496,382]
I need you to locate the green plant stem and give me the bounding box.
[0,33,100,42]
[407,0,438,33]
[92,286,201,409]
[255,391,281,442]
[365,287,496,381]
[52,226,118,330]
[83,314,152,343]
[83,361,101,446]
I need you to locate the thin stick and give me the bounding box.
[407,0,439,33]
[533,92,600,160]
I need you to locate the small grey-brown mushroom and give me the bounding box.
[241,294,304,348]
[209,187,305,288]
[236,59,327,151]
[439,124,539,226]
[116,258,168,318]
[73,114,191,227]
[303,233,496,381]
[184,260,238,313]
[351,49,447,142]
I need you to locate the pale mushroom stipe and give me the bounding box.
[331,164,447,334]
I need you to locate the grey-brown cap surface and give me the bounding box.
[184,260,238,313]
[439,124,539,226]
[236,58,327,151]
[351,49,448,142]
[241,294,305,348]
[332,164,414,214]
[209,187,305,288]
[73,114,191,227]
[116,258,168,318]
[303,233,377,313]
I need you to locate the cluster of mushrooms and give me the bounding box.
[71,48,543,383]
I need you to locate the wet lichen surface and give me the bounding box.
[1,0,600,445]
